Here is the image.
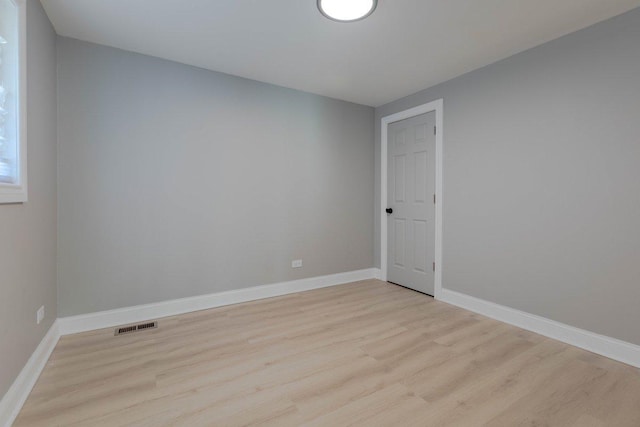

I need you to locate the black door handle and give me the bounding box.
[386,208,393,214]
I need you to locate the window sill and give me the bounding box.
[0,184,28,204]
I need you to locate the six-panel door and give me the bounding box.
[387,112,436,295]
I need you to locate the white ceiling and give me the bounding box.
[41,0,640,107]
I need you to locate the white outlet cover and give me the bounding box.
[37,306,45,324]
[292,260,303,268]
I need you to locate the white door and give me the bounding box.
[387,112,436,295]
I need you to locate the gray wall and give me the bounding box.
[376,8,640,345]
[0,0,57,398]
[57,38,374,317]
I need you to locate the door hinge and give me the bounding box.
[433,262,435,272]
[433,194,436,204]
[434,126,437,135]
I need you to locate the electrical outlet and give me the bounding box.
[37,306,45,325]
[291,259,303,268]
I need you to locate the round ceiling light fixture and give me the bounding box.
[317,0,378,22]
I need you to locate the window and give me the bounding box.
[0,0,26,203]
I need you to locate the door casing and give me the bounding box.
[380,99,443,299]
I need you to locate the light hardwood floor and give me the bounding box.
[14,280,640,426]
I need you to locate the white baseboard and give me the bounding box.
[372,268,383,280]
[439,289,640,369]
[58,268,379,336]
[0,321,60,427]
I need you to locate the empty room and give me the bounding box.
[2,0,640,425]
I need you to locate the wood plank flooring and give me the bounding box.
[14,280,640,426]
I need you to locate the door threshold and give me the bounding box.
[386,281,434,298]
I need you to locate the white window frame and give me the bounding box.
[0,0,27,204]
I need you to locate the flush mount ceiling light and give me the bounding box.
[317,0,378,22]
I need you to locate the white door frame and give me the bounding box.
[381,99,443,299]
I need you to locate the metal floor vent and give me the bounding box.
[115,321,158,336]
